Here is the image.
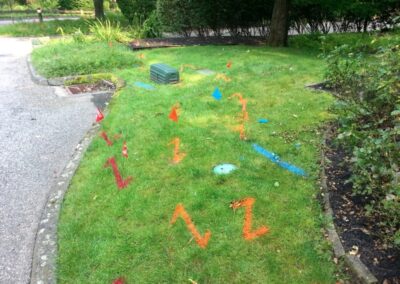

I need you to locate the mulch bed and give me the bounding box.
[130,36,266,50]
[324,126,400,284]
[66,80,115,95]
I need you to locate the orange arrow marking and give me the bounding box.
[168,137,186,164]
[230,197,269,240]
[170,204,211,249]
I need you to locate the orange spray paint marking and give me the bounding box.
[169,138,186,164]
[122,141,128,158]
[138,53,145,59]
[230,197,269,240]
[170,204,211,249]
[235,123,247,140]
[242,110,249,121]
[230,93,247,112]
[169,106,179,122]
[216,73,231,82]
[104,157,132,189]
[100,131,113,146]
[226,61,232,68]
[108,41,113,48]
[95,108,104,123]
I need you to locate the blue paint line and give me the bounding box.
[134,82,155,90]
[212,87,222,100]
[258,118,269,124]
[252,143,306,176]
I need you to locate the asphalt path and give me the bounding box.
[0,37,97,283]
[0,17,80,26]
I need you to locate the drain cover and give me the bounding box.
[213,163,237,175]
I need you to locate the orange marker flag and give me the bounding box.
[122,141,128,158]
[95,108,104,123]
[169,137,186,164]
[226,61,232,68]
[169,106,178,122]
[230,197,269,240]
[170,204,211,249]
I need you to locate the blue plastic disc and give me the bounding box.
[213,163,238,175]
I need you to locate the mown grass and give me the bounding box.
[33,40,340,283]
[0,12,128,37]
[0,18,89,36]
[31,40,140,77]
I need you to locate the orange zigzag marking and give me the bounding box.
[169,137,186,164]
[170,204,211,249]
[230,197,269,240]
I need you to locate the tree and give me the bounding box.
[94,0,104,19]
[268,0,289,47]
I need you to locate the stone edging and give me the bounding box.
[320,127,378,284]
[30,124,100,284]
[27,53,115,284]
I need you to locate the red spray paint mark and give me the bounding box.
[169,138,186,164]
[230,197,269,240]
[104,157,132,189]
[170,204,211,249]
[122,141,128,158]
[100,131,113,146]
[96,108,104,123]
[226,61,232,68]
[112,277,125,284]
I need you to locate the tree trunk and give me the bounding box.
[94,0,104,19]
[268,0,289,47]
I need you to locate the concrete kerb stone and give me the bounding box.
[27,53,120,283]
[30,123,100,284]
[321,127,378,284]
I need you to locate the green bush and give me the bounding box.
[116,0,156,24]
[325,40,400,247]
[58,0,92,10]
[88,19,129,42]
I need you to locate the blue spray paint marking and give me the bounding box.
[252,144,306,176]
[258,118,269,124]
[212,87,222,100]
[134,82,155,90]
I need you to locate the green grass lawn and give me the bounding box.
[34,42,339,283]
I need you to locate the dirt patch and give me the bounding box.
[66,80,115,95]
[324,126,400,284]
[130,36,266,50]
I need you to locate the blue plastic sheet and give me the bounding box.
[258,118,269,124]
[212,87,222,100]
[134,82,155,90]
[252,144,306,176]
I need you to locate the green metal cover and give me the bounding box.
[150,63,179,84]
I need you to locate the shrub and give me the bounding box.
[325,41,400,247]
[116,0,156,24]
[88,19,129,42]
[58,0,92,10]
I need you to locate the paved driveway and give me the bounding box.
[0,37,97,283]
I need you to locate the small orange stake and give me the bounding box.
[226,61,232,68]
[230,197,269,240]
[169,106,179,122]
[170,204,211,249]
[122,141,128,158]
[169,138,186,164]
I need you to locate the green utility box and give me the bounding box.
[150,63,179,84]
